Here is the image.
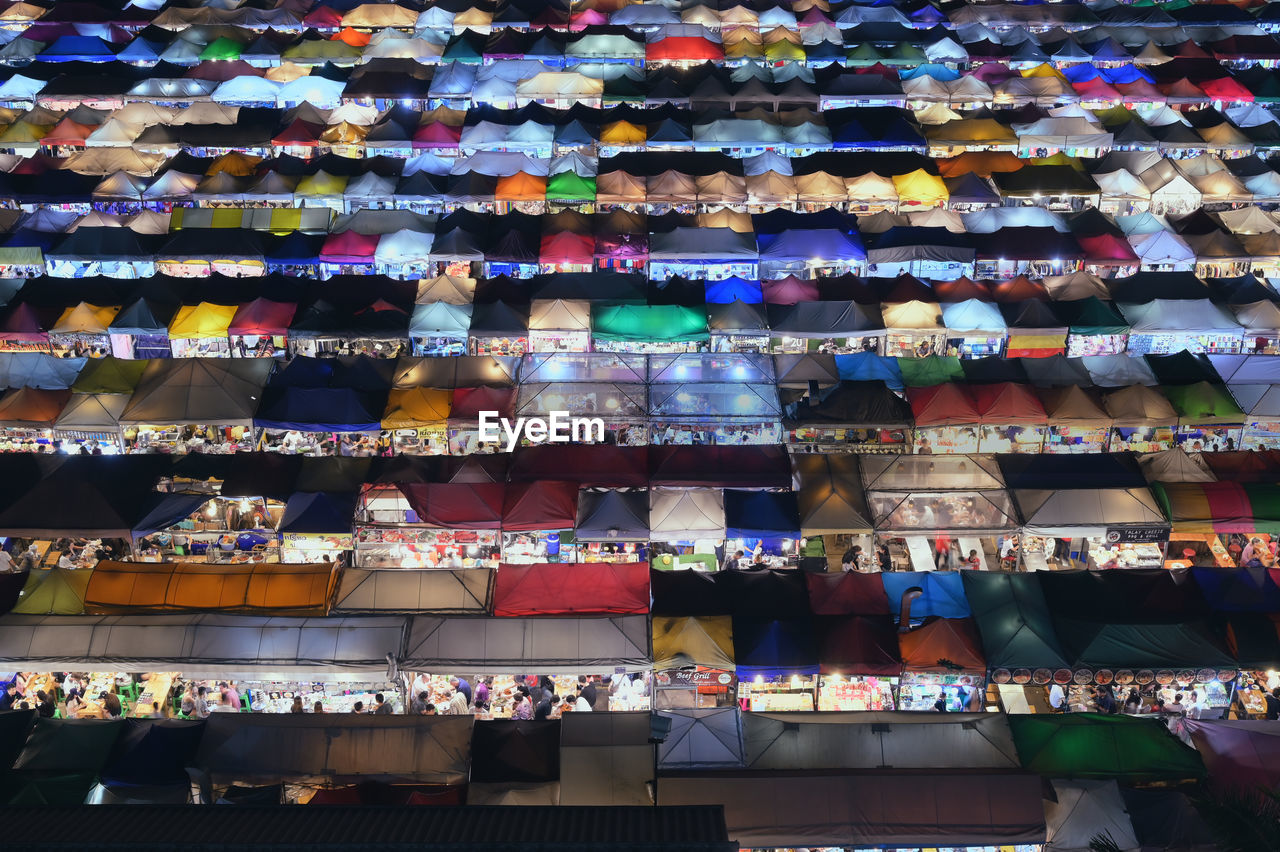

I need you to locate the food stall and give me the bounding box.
[355,483,503,569]
[119,359,272,453]
[1039,385,1112,454]
[647,227,759,282]
[784,381,913,454]
[941,299,1008,359]
[882,300,946,358]
[168,302,237,358]
[109,298,175,360]
[381,387,452,455]
[1157,482,1280,571]
[47,302,118,359]
[1015,488,1170,571]
[766,300,885,355]
[227,298,294,358]
[591,304,709,354]
[1059,297,1130,357]
[863,454,1015,571]
[897,617,987,711]
[1119,299,1244,356]
[527,299,591,353]
[1164,381,1245,453]
[971,382,1048,454]
[409,302,472,357]
[648,354,781,445]
[1103,384,1179,453]
[0,387,71,452]
[907,382,981,454]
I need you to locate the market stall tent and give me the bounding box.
[82,561,338,616]
[741,711,1020,770]
[332,568,492,615]
[1014,488,1167,537]
[648,487,726,540]
[961,572,1071,670]
[194,714,472,786]
[652,615,734,671]
[898,617,986,672]
[0,614,406,677]
[790,453,873,535]
[1182,719,1280,794]
[400,615,650,674]
[656,708,745,770]
[10,567,90,616]
[574,489,650,541]
[1007,714,1206,782]
[119,358,272,425]
[491,562,650,616]
[1042,779,1140,852]
[559,712,652,807]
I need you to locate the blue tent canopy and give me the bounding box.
[899,63,960,82]
[724,490,801,539]
[279,491,359,534]
[1192,567,1280,613]
[39,36,117,62]
[834,352,904,391]
[131,493,209,538]
[732,617,820,678]
[1102,65,1155,85]
[704,277,763,305]
[254,387,386,432]
[882,572,971,622]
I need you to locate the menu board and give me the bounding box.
[914,425,980,454]
[1043,425,1110,453]
[818,677,896,711]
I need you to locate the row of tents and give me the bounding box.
[5,561,1280,675]
[0,707,1258,851]
[0,444,1274,542]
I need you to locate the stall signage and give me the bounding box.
[1105,526,1170,544]
[657,670,736,690]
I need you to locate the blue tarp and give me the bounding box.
[724,490,801,539]
[882,572,971,621]
[834,352,904,391]
[254,387,385,432]
[1192,567,1280,613]
[39,36,116,62]
[131,493,209,538]
[732,617,820,678]
[279,491,360,534]
[704,277,763,305]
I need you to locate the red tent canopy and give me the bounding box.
[906,383,981,425]
[501,480,579,531]
[649,445,791,487]
[1199,76,1254,103]
[970,382,1048,424]
[492,561,650,616]
[320,231,380,263]
[988,275,1048,302]
[400,482,505,529]
[539,232,594,265]
[806,571,890,616]
[1077,233,1140,265]
[450,387,517,420]
[899,617,987,672]
[816,614,903,676]
[272,119,322,147]
[229,298,297,336]
[933,277,993,303]
[646,37,723,62]
[413,122,463,149]
[762,276,820,305]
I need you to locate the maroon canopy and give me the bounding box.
[806,572,890,616]
[507,445,649,488]
[816,615,902,676]
[229,298,297,336]
[400,482,505,529]
[492,562,650,616]
[450,386,517,420]
[649,446,791,487]
[501,481,579,531]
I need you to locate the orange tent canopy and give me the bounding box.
[495,171,548,202]
[83,560,337,616]
[899,617,986,672]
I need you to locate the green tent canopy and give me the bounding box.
[1059,297,1129,336]
[591,304,709,342]
[198,37,244,61]
[897,355,964,388]
[11,567,90,616]
[1162,382,1244,423]
[71,357,148,395]
[1008,714,1206,782]
[1053,618,1235,669]
[961,572,1070,669]
[546,172,597,202]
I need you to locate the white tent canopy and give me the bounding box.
[1043,779,1140,852]
[560,711,653,806]
[332,569,491,614]
[401,615,649,674]
[741,712,1020,770]
[0,614,405,677]
[1015,488,1168,537]
[649,487,726,540]
[658,708,745,770]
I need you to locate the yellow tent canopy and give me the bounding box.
[652,615,735,671]
[892,168,949,206]
[168,302,238,340]
[600,120,647,146]
[83,560,338,616]
[294,170,348,197]
[381,387,453,428]
[1021,63,1068,82]
[51,302,120,335]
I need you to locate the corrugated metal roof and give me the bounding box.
[4,805,734,852]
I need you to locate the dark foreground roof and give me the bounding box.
[4,805,735,852]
